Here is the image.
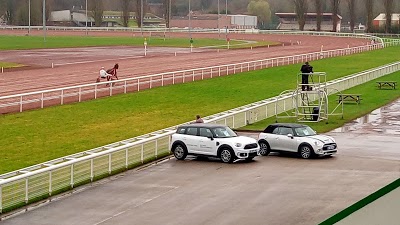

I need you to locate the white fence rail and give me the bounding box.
[1,61,399,214]
[0,44,383,114]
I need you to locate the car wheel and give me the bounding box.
[173,144,187,160]
[220,148,235,163]
[299,145,313,159]
[258,141,270,156]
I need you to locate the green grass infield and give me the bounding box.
[0,35,276,50]
[0,62,23,69]
[0,46,399,174]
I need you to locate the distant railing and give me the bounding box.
[0,44,383,114]
[1,61,399,214]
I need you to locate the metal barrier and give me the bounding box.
[0,44,383,114]
[1,61,399,214]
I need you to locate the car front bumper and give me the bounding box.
[236,149,260,159]
[315,149,337,156]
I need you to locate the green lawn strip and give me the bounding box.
[0,62,23,68]
[0,46,399,174]
[0,35,266,50]
[242,70,400,133]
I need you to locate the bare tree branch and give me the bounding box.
[293,0,308,31]
[365,0,374,33]
[383,0,394,33]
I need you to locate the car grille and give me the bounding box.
[323,143,337,150]
[244,143,258,149]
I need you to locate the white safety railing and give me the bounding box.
[0,44,383,114]
[1,61,399,214]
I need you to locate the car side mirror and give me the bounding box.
[287,134,294,139]
[208,136,214,141]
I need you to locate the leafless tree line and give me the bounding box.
[293,0,398,32]
[0,0,398,32]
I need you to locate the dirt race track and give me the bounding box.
[0,30,368,98]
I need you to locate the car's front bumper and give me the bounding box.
[315,149,337,156]
[236,148,260,159]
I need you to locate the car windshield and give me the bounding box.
[212,127,237,138]
[294,126,317,137]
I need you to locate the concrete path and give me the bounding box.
[1,131,399,225]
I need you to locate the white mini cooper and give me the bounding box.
[258,123,337,159]
[171,123,260,163]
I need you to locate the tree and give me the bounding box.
[121,0,131,27]
[247,0,271,29]
[383,0,394,33]
[293,0,308,31]
[346,0,356,32]
[314,0,323,31]
[365,0,374,32]
[200,0,212,12]
[135,0,146,27]
[4,0,16,24]
[89,0,103,27]
[331,0,340,32]
[164,0,171,28]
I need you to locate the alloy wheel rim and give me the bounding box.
[175,146,184,158]
[301,147,311,158]
[259,143,267,155]
[221,150,231,162]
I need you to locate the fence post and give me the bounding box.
[172,74,175,85]
[161,75,164,87]
[155,139,158,159]
[124,81,127,93]
[218,67,221,76]
[90,159,94,182]
[192,71,195,81]
[78,87,82,102]
[70,164,74,188]
[125,148,129,169]
[49,171,52,196]
[137,78,140,91]
[150,77,152,89]
[20,96,23,112]
[108,154,112,174]
[25,178,29,204]
[0,185,2,213]
[41,93,44,108]
[141,145,144,164]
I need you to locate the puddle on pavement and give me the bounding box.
[332,99,400,135]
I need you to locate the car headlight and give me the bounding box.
[235,143,242,147]
[314,141,323,146]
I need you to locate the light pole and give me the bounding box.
[217,0,220,38]
[141,0,143,35]
[28,0,31,35]
[189,0,191,39]
[85,0,88,36]
[225,0,228,38]
[42,0,46,42]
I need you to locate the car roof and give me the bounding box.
[178,123,228,129]
[269,123,308,128]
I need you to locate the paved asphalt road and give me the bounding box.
[1,132,399,225]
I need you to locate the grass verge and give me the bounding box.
[0,62,23,68]
[242,70,400,133]
[0,46,399,174]
[0,35,274,50]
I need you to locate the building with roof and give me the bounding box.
[48,10,94,27]
[275,13,342,32]
[373,13,400,28]
[170,13,257,29]
[48,10,164,27]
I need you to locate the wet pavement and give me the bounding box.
[1,100,400,225]
[331,99,400,135]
